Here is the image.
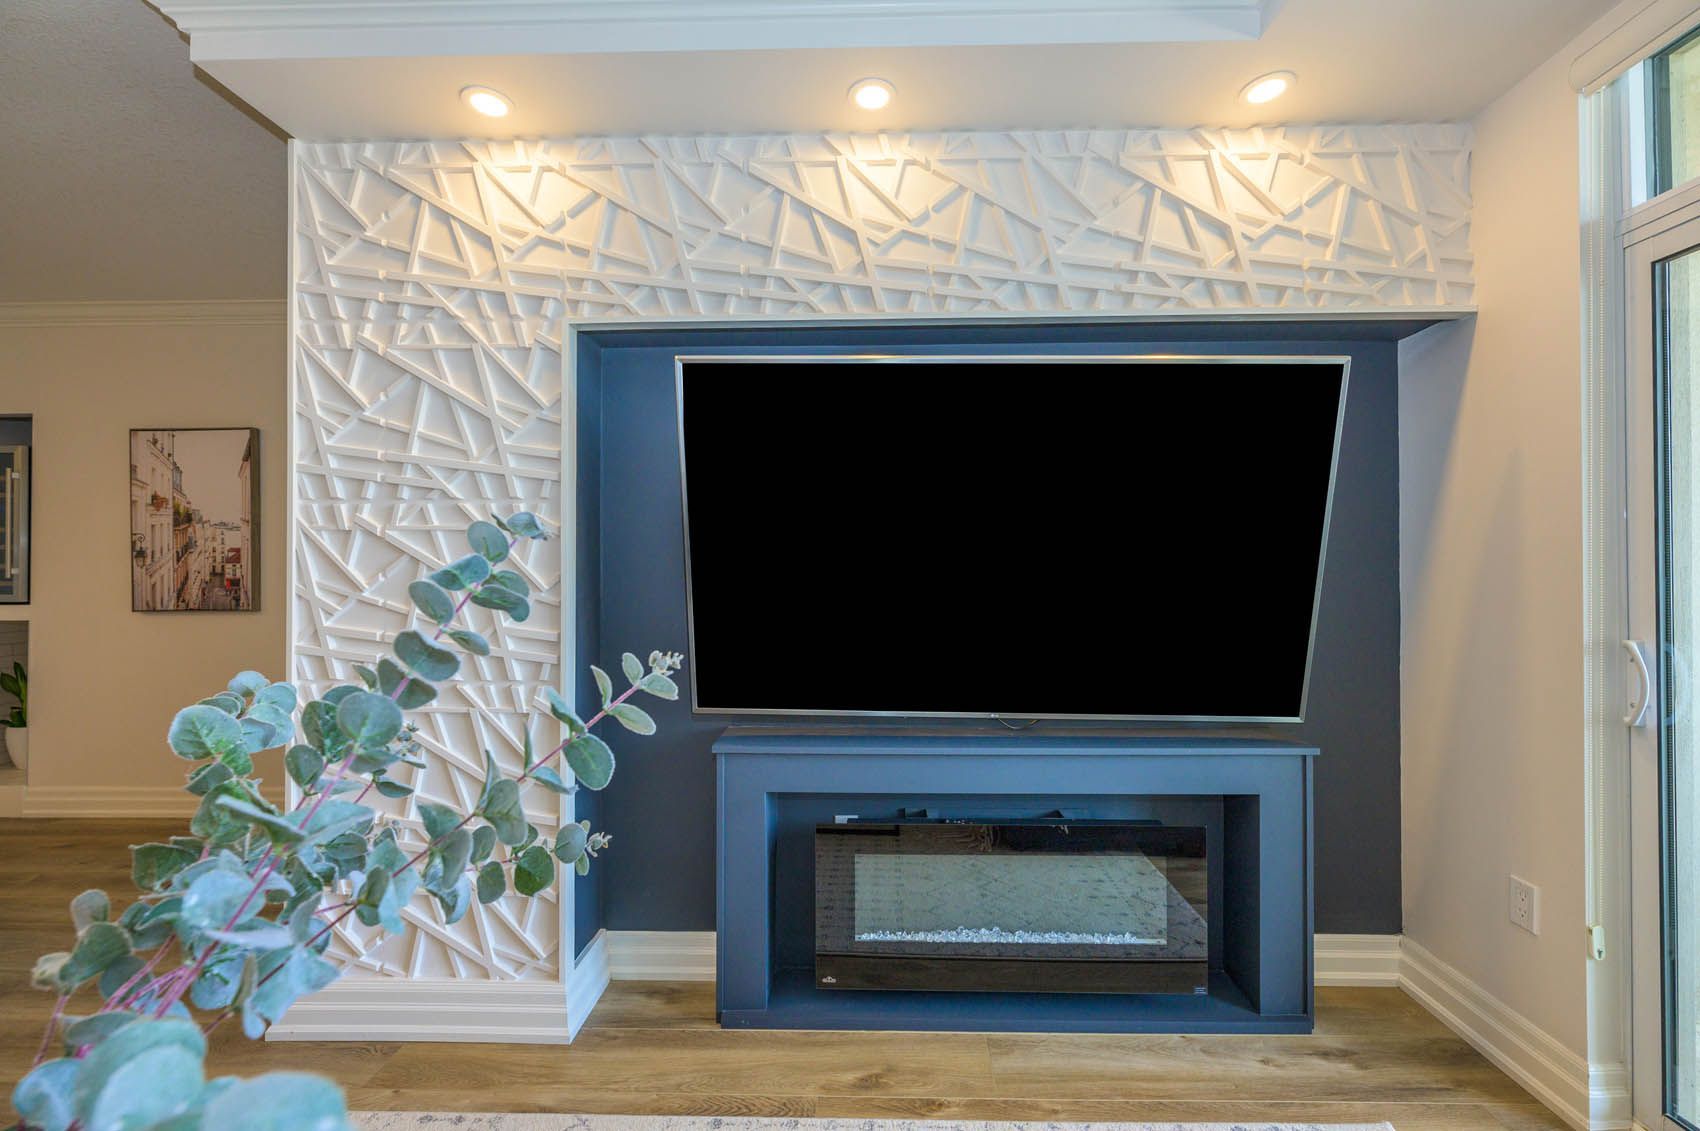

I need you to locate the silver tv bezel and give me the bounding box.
[673,353,1352,725]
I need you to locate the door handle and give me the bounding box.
[1624,639,1653,727]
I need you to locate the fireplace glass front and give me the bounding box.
[815,820,1207,994]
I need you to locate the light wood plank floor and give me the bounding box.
[1,820,1567,1129]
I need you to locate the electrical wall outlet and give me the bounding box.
[1509,876,1540,935]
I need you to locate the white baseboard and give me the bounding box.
[568,930,612,1040]
[1398,936,1630,1131]
[605,929,716,981]
[601,930,1394,987]
[266,978,571,1044]
[20,787,200,818]
[1315,933,1403,986]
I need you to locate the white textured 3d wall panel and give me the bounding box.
[291,125,1474,988]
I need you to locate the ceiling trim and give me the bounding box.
[1570,0,1700,92]
[156,0,1268,61]
[0,301,286,328]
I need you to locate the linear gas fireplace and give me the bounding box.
[815,819,1208,995]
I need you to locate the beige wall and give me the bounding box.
[1398,46,1588,1054]
[0,315,288,802]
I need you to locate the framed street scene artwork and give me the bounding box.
[130,428,259,612]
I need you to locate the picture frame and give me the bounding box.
[129,428,259,612]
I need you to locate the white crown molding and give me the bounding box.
[266,978,571,1044]
[1570,0,1700,93]
[157,0,1267,61]
[0,301,286,328]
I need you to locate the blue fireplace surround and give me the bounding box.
[714,729,1317,1034]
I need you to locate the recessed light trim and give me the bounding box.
[1239,71,1295,105]
[461,85,512,118]
[849,78,895,111]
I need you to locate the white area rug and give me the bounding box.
[351,1116,1396,1130]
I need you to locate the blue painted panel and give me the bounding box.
[582,322,1403,936]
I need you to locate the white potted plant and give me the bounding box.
[2,660,27,772]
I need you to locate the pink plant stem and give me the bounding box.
[156,541,520,1018]
[97,939,176,1015]
[32,995,67,1067]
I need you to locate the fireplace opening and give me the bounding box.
[815,819,1208,995]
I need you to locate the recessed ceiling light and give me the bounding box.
[1239,71,1295,105]
[461,85,512,118]
[849,78,895,112]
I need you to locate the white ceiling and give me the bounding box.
[3,0,1622,301]
[0,0,286,302]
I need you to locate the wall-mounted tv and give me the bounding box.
[675,355,1349,723]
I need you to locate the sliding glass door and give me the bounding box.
[1630,216,1700,1131]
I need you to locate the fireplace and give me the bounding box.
[815,819,1208,995]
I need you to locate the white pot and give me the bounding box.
[4,726,26,773]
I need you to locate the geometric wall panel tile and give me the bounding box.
[291,124,1473,985]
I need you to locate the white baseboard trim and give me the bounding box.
[568,930,612,1040]
[266,978,571,1044]
[606,929,716,981]
[1398,936,1630,1131]
[0,299,285,326]
[602,930,1395,987]
[1314,933,1403,986]
[20,787,200,818]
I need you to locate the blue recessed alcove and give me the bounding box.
[572,319,1429,1030]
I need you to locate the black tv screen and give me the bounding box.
[676,355,1348,722]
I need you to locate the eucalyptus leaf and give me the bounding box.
[167,704,244,761]
[554,821,590,863]
[475,861,506,904]
[466,520,509,563]
[564,733,616,790]
[513,844,554,896]
[446,628,490,656]
[243,949,339,1039]
[199,692,244,716]
[227,671,269,698]
[71,1019,205,1131]
[470,584,529,621]
[55,922,132,991]
[529,765,570,794]
[70,889,110,932]
[373,778,414,798]
[12,1057,79,1131]
[609,702,657,736]
[181,869,260,934]
[335,691,404,749]
[61,1010,142,1052]
[353,664,379,690]
[429,553,491,591]
[185,760,234,797]
[622,652,644,684]
[200,1071,349,1131]
[417,801,461,842]
[255,682,298,714]
[285,744,325,790]
[470,825,497,866]
[408,578,456,625]
[639,672,680,700]
[488,569,529,596]
[591,665,613,707]
[479,778,528,845]
[215,797,306,847]
[505,511,545,538]
[435,874,473,925]
[377,656,437,709]
[394,629,459,681]
[543,687,585,736]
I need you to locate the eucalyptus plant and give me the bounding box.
[9,514,676,1131]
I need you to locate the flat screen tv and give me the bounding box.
[675,355,1349,723]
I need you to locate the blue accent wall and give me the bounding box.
[576,320,1419,944]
